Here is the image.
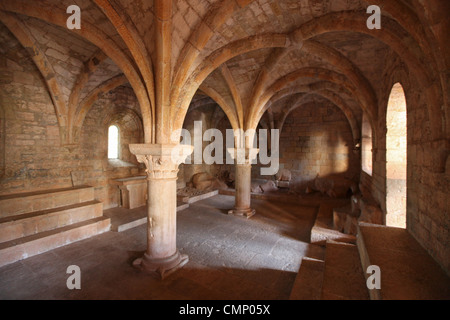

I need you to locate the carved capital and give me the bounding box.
[130,144,194,180]
[134,154,179,180]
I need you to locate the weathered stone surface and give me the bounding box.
[359,200,383,225]
[259,180,278,193]
[350,194,362,215]
[344,215,358,236]
[275,168,292,182]
[333,209,346,233]
[0,185,109,267]
[251,183,263,193]
[191,172,227,191]
[307,174,357,198]
[0,0,449,279]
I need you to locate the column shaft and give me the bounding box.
[146,177,177,258]
[129,144,192,279]
[234,164,252,212]
[227,148,259,218]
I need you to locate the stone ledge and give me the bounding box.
[290,257,325,300]
[321,240,369,300]
[0,185,95,218]
[181,190,219,204]
[0,200,103,243]
[0,216,111,268]
[105,202,190,233]
[357,223,450,300]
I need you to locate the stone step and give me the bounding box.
[0,216,111,268]
[0,200,103,243]
[357,223,450,300]
[289,257,325,300]
[0,185,95,218]
[105,201,189,232]
[181,190,219,204]
[321,241,369,300]
[311,204,356,246]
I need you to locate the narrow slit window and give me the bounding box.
[361,113,373,176]
[386,83,407,229]
[108,125,119,159]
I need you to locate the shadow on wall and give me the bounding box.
[252,166,360,199]
[302,173,359,198]
[253,101,360,197]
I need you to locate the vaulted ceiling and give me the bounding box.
[0,0,448,145]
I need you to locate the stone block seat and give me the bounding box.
[357,223,450,300]
[291,223,450,300]
[0,186,110,267]
[289,257,325,300]
[310,203,356,246]
[290,240,369,300]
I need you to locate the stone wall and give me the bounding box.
[274,99,360,191]
[0,31,144,209]
[0,0,448,277]
[0,27,73,194]
[367,52,449,274]
[179,100,229,188]
[76,86,145,209]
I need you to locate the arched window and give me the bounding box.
[361,113,373,176]
[108,125,119,159]
[386,83,407,228]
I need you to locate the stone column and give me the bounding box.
[129,144,193,279]
[227,148,259,218]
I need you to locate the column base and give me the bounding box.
[228,207,256,219]
[132,250,189,280]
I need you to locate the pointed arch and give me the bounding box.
[198,84,240,132]
[72,75,129,143]
[68,50,108,130]
[93,0,156,137]
[0,0,153,143]
[386,82,407,228]
[171,0,256,112]
[248,68,366,131]
[0,11,69,143]
[219,64,244,129]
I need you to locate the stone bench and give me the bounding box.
[0,185,110,267]
[0,185,95,218]
[111,176,147,209]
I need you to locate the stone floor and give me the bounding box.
[0,195,325,300]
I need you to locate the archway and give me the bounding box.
[386,83,407,228]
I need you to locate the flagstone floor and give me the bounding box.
[0,194,324,300]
